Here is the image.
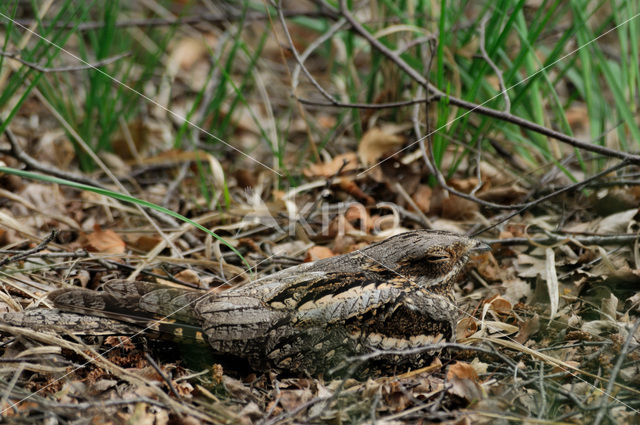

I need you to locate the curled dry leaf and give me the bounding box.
[303,152,358,178]
[357,128,404,166]
[456,317,478,340]
[345,203,374,232]
[485,295,512,315]
[600,292,619,321]
[545,247,559,323]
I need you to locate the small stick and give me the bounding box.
[0,230,57,267]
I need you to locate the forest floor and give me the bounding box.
[1,1,640,424]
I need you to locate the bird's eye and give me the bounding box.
[426,253,450,263]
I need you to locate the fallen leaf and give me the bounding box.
[357,128,404,165]
[128,234,162,252]
[456,317,478,339]
[486,295,512,315]
[411,184,432,213]
[502,278,532,305]
[447,361,478,381]
[515,313,540,343]
[594,208,637,233]
[600,293,619,321]
[336,177,375,205]
[305,246,335,261]
[85,225,125,254]
[441,194,479,220]
[175,269,201,286]
[448,177,479,193]
[477,184,528,204]
[169,37,208,70]
[545,247,559,323]
[446,362,484,402]
[303,152,358,178]
[345,203,374,232]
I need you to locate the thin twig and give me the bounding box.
[470,160,629,235]
[0,230,57,267]
[477,15,510,113]
[347,342,495,363]
[0,10,339,31]
[0,51,129,73]
[593,320,640,425]
[1,122,200,247]
[483,233,640,247]
[537,361,547,419]
[0,363,24,415]
[337,0,640,166]
[297,95,436,110]
[144,352,182,401]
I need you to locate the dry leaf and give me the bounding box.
[305,246,335,262]
[545,247,559,323]
[487,295,512,315]
[470,358,489,376]
[594,208,637,234]
[174,269,201,286]
[337,178,375,205]
[477,184,528,204]
[441,194,479,220]
[169,37,208,70]
[447,362,478,381]
[345,203,374,232]
[515,253,547,278]
[600,293,619,321]
[128,234,162,252]
[448,177,479,193]
[502,278,532,305]
[446,362,483,401]
[515,313,540,344]
[86,225,125,254]
[278,388,313,411]
[411,184,432,213]
[456,317,478,339]
[357,128,404,165]
[303,153,358,178]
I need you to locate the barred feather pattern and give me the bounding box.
[2,230,488,376]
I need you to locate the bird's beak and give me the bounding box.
[470,240,491,253]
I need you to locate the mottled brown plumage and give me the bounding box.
[4,230,488,376]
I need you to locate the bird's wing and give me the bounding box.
[202,269,410,327]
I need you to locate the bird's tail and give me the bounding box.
[1,280,208,343]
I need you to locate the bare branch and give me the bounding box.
[0,51,130,73]
[477,15,510,113]
[337,0,640,166]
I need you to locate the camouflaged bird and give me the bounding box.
[2,230,489,376]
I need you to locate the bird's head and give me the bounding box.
[361,230,490,289]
